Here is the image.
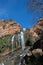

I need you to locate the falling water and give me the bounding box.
[11,35,15,52]
[20,31,25,50]
[0,63,4,65]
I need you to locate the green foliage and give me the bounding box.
[0,38,3,52]
[25,35,35,46]
[3,36,11,43]
[28,35,35,46]
[24,54,43,65]
[0,35,11,52]
[0,38,3,46]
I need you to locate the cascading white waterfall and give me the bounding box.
[0,63,4,65]
[18,33,21,47]
[20,31,25,50]
[11,35,15,52]
[11,29,26,52]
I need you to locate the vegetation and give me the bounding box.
[25,34,37,47]
[21,34,43,65]
[23,54,43,65]
[0,31,43,65]
[0,35,11,52]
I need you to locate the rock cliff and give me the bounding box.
[26,18,43,38]
[0,20,21,38]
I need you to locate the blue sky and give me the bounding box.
[0,0,43,28]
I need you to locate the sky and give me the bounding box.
[0,0,43,28]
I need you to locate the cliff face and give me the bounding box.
[0,18,43,39]
[0,20,21,38]
[33,18,43,36]
[26,18,43,38]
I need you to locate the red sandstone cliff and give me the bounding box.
[26,18,43,38]
[0,18,43,38]
[0,20,21,38]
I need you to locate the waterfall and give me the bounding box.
[11,35,15,52]
[0,63,4,65]
[20,31,25,50]
[11,30,26,52]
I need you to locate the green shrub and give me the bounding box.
[0,35,11,52]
